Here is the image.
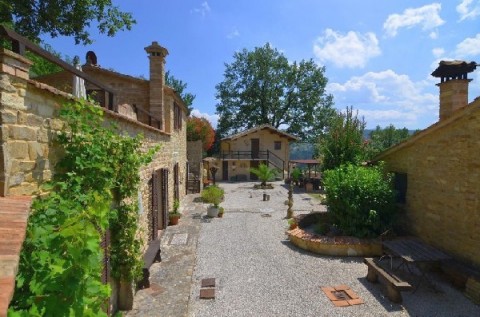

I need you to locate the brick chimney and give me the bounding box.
[432,60,476,121]
[144,42,169,123]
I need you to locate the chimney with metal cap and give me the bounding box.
[145,41,169,127]
[431,60,477,121]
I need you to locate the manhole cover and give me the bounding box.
[170,233,188,245]
[321,285,364,307]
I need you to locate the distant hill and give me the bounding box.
[290,143,315,160]
[290,129,419,159]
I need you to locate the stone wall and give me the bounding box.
[380,100,480,269]
[1,47,187,253]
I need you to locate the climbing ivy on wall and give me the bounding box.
[9,99,158,316]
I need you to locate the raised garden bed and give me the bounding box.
[287,212,382,257]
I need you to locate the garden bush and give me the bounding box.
[323,163,396,238]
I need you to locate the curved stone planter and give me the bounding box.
[287,213,382,257]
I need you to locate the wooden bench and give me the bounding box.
[137,239,161,289]
[364,258,412,303]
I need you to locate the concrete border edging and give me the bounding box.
[287,213,382,257]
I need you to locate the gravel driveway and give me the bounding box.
[188,181,480,317]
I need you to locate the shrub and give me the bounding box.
[323,163,396,238]
[249,163,278,186]
[201,185,224,207]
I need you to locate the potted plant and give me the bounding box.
[169,199,181,225]
[218,206,225,218]
[201,185,224,217]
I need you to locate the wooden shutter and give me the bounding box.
[161,168,169,229]
[174,163,179,202]
[151,170,161,240]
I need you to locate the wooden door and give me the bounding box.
[251,138,259,159]
[222,161,229,181]
[160,169,169,229]
[250,160,259,181]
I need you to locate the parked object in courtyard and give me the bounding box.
[201,185,224,217]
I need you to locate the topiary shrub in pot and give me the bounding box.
[169,199,182,225]
[323,162,396,238]
[201,185,224,217]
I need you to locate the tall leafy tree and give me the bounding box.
[1,0,136,44]
[215,43,335,141]
[186,116,215,152]
[165,70,195,115]
[366,124,416,158]
[317,106,367,171]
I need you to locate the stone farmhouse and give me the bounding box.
[376,61,480,302]
[0,26,187,314]
[213,124,298,182]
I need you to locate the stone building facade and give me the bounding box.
[0,39,187,312]
[376,65,480,302]
[217,124,298,181]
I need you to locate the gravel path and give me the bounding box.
[188,181,480,317]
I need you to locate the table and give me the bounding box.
[382,238,452,291]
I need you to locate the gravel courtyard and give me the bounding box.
[188,181,480,317]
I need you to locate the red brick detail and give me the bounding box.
[201,278,216,287]
[200,288,215,299]
[333,300,350,307]
[0,196,32,317]
[334,285,350,291]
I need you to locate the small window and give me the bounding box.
[394,172,407,204]
[274,141,282,150]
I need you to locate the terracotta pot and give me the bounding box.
[169,215,180,225]
[218,212,224,218]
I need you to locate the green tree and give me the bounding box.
[317,106,367,171]
[249,163,278,186]
[215,43,335,141]
[366,124,414,158]
[165,70,195,115]
[1,0,136,44]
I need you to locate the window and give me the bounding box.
[394,172,407,204]
[274,141,282,150]
[174,102,182,130]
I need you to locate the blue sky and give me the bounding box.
[43,0,480,130]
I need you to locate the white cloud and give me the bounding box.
[227,28,240,39]
[192,1,211,17]
[383,3,445,37]
[190,109,218,128]
[328,70,438,128]
[457,0,480,21]
[454,33,480,57]
[313,29,381,68]
[432,47,445,58]
[429,31,438,39]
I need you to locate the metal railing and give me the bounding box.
[221,150,286,178]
